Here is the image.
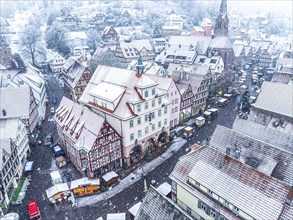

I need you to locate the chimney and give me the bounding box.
[2,109,6,116]
[219,152,226,168]
[226,146,231,155]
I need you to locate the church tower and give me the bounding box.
[136,56,144,78]
[214,0,229,37]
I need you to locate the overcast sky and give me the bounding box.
[228,0,293,17]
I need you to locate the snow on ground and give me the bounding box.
[76,137,186,207]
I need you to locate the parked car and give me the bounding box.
[27,200,41,220]
[51,145,66,158]
[217,98,228,107]
[182,126,193,138]
[44,134,53,146]
[206,108,218,119]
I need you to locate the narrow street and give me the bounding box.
[10,75,237,220]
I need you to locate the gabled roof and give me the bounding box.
[210,125,293,186]
[118,39,154,59]
[79,65,161,119]
[209,36,233,49]
[101,26,117,36]
[136,186,192,220]
[232,44,244,57]
[0,86,31,119]
[232,118,293,152]
[54,97,105,152]
[170,145,293,220]
[64,60,88,88]
[254,81,293,118]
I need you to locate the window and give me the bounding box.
[99,138,104,145]
[164,119,167,125]
[171,92,173,96]
[138,130,142,137]
[158,109,162,117]
[233,206,239,212]
[103,128,108,134]
[130,133,134,141]
[175,98,178,104]
[108,134,112,141]
[158,97,162,105]
[145,102,148,110]
[175,107,178,112]
[175,91,177,95]
[145,127,149,134]
[145,114,148,122]
[137,117,141,125]
[145,90,149,98]
[158,121,161,128]
[210,209,216,219]
[137,104,141,112]
[186,206,191,215]
[152,88,155,95]
[201,203,207,211]
[164,107,167,114]
[208,189,213,195]
[152,124,155,131]
[130,120,134,128]
[223,200,229,206]
[152,100,155,107]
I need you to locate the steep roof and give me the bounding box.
[136,186,192,220]
[170,145,293,220]
[232,118,293,152]
[64,60,87,88]
[0,86,31,119]
[254,81,293,118]
[210,125,293,186]
[55,97,105,152]
[209,36,233,49]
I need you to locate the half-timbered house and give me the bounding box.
[54,97,122,177]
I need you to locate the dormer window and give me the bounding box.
[144,90,149,98]
[158,97,162,105]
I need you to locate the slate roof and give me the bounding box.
[170,145,293,220]
[254,81,293,118]
[54,97,105,152]
[210,125,293,186]
[135,186,192,220]
[232,118,293,152]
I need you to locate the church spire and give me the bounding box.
[213,0,229,37]
[136,56,144,78]
[219,0,227,15]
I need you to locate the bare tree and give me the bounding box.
[20,22,46,66]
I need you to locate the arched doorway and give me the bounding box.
[158,131,168,146]
[129,144,142,164]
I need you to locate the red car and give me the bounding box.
[27,200,41,220]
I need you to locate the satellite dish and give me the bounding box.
[0,213,19,220]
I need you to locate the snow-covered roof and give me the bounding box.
[102,171,118,182]
[67,32,87,40]
[128,202,142,217]
[24,161,34,172]
[70,177,100,189]
[189,161,284,220]
[50,171,61,181]
[254,81,293,118]
[46,183,69,198]
[0,118,19,140]
[146,75,173,92]
[156,182,171,196]
[232,44,244,57]
[80,65,163,120]
[0,86,30,119]
[54,97,105,152]
[118,39,154,59]
[209,36,233,49]
[106,213,125,220]
[89,82,125,102]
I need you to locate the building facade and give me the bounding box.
[79,61,171,165]
[50,54,65,73]
[55,97,123,177]
[0,139,20,211]
[101,26,118,43]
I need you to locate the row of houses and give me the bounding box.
[53,57,215,178]
[0,65,48,211]
[133,71,293,220]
